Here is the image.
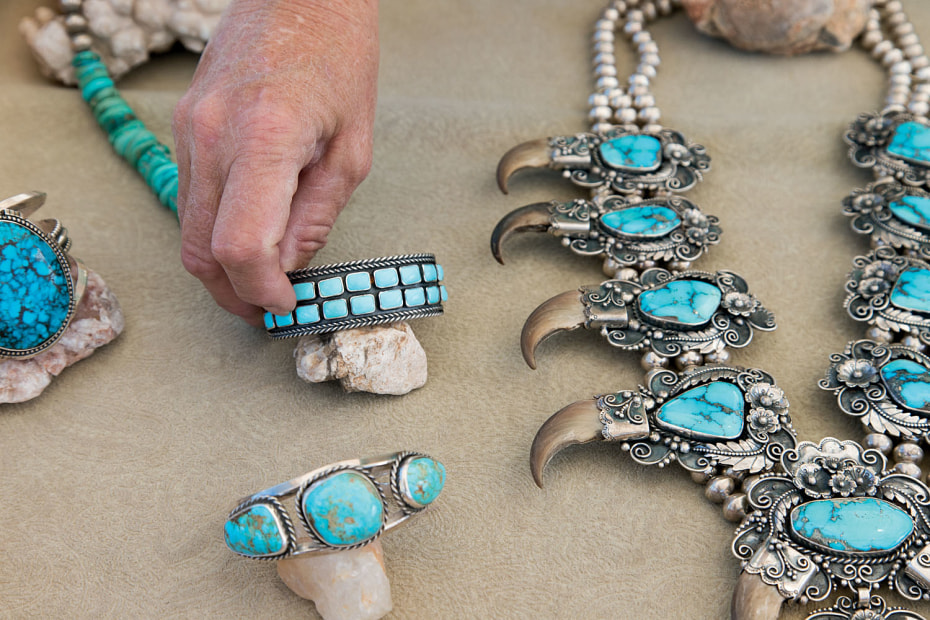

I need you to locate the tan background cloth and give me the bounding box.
[3,1,930,618]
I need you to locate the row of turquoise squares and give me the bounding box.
[291,263,444,302]
[265,285,448,329]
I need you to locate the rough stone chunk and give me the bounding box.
[276,541,393,620]
[682,0,870,55]
[0,269,124,403]
[19,0,229,84]
[294,323,428,395]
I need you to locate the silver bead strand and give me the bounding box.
[877,1,930,118]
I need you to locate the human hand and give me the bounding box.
[172,0,379,325]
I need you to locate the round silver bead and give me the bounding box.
[722,493,748,522]
[594,41,615,54]
[632,30,652,45]
[641,351,669,370]
[603,7,620,21]
[634,94,656,109]
[909,101,930,116]
[913,55,930,69]
[70,33,93,52]
[864,433,894,455]
[595,19,614,31]
[637,106,661,123]
[905,44,926,60]
[593,30,615,43]
[59,0,83,12]
[623,21,643,37]
[628,83,650,96]
[638,41,659,55]
[704,349,731,365]
[655,0,673,15]
[609,93,633,109]
[617,267,639,281]
[883,47,905,66]
[615,108,637,123]
[594,52,616,67]
[641,53,661,67]
[894,461,922,478]
[894,442,925,464]
[884,1,904,14]
[636,63,657,79]
[862,29,882,47]
[690,470,712,485]
[705,476,736,504]
[589,106,613,121]
[666,260,691,272]
[628,73,650,87]
[595,64,617,78]
[675,350,703,370]
[641,123,663,134]
[591,122,614,134]
[641,3,657,20]
[872,40,895,59]
[589,93,609,107]
[596,76,620,91]
[894,21,916,37]
[891,60,913,75]
[917,66,930,82]
[64,13,88,34]
[890,74,912,88]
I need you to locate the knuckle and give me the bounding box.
[210,232,268,270]
[187,97,227,148]
[180,244,222,280]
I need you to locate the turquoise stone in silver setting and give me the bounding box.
[890,267,930,313]
[890,195,930,231]
[399,457,446,509]
[637,280,721,326]
[888,121,930,165]
[598,135,662,171]
[655,381,745,440]
[0,219,72,355]
[224,503,287,558]
[881,359,930,414]
[599,206,681,238]
[790,497,914,554]
[302,471,384,547]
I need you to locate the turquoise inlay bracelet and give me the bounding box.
[224,452,445,559]
[265,254,447,338]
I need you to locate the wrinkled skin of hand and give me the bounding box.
[172,0,379,325]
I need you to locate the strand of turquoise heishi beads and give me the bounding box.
[71,49,179,215]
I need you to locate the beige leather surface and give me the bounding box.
[3,1,930,618]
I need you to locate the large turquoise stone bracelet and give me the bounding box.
[224,452,445,559]
[0,192,87,359]
[265,254,448,338]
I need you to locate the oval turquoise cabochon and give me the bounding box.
[890,195,930,232]
[0,219,71,352]
[890,266,930,314]
[224,503,286,558]
[600,205,681,238]
[302,471,384,546]
[401,457,446,507]
[790,497,913,554]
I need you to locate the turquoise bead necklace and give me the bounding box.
[63,0,178,215]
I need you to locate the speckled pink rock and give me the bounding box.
[294,323,428,395]
[0,269,123,403]
[682,0,870,55]
[276,541,392,620]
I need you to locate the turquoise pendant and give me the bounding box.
[888,121,930,166]
[881,358,930,414]
[598,135,662,171]
[599,205,681,238]
[790,497,913,554]
[890,266,930,313]
[0,217,73,356]
[637,279,722,326]
[655,381,745,440]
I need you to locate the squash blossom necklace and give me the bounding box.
[493,0,930,618]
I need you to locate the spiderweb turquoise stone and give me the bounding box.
[224,504,286,557]
[889,195,930,231]
[655,382,745,440]
[637,279,721,326]
[600,206,681,238]
[0,220,71,352]
[598,135,662,170]
[888,121,930,165]
[302,471,384,546]
[790,498,913,553]
[890,266,930,313]
[881,359,930,414]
